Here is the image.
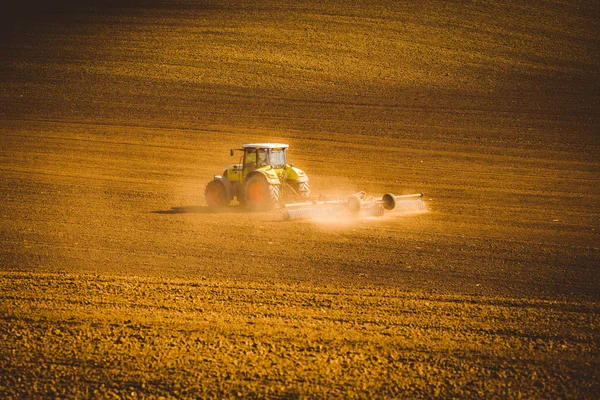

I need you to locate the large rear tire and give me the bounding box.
[204,180,229,208]
[245,175,280,210]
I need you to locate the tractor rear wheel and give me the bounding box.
[245,175,280,210]
[205,180,229,208]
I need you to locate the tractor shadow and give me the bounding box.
[152,205,248,215]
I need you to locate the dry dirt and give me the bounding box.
[1,0,599,398]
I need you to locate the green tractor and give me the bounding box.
[204,143,310,210]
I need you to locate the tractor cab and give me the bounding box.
[238,143,289,173]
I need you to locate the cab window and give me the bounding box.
[244,149,256,168]
[257,149,268,166]
[269,149,286,167]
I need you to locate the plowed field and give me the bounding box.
[1,0,599,398]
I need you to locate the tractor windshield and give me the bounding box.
[244,148,269,169]
[244,147,286,169]
[269,149,286,168]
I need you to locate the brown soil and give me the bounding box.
[1,0,598,398]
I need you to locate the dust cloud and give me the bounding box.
[281,193,428,227]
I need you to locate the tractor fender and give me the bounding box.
[284,165,309,183]
[246,169,280,186]
[223,164,243,183]
[291,175,308,183]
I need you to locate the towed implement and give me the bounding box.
[282,192,425,221]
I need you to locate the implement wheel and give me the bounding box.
[205,180,229,208]
[245,175,280,210]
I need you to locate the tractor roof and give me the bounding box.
[242,143,289,150]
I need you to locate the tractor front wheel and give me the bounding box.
[245,175,280,210]
[296,181,311,199]
[205,180,229,208]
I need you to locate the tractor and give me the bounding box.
[204,143,310,210]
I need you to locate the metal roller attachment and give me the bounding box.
[281,192,424,221]
[379,193,424,211]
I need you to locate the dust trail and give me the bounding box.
[281,193,428,226]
